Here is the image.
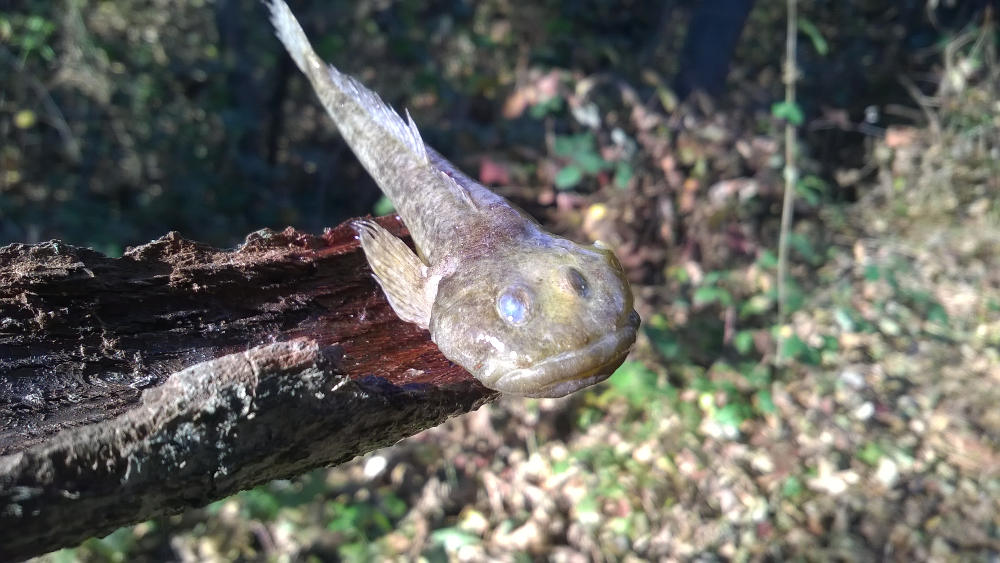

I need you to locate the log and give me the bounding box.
[0,218,496,561]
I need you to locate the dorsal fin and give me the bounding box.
[322,64,429,165]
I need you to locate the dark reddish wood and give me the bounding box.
[0,218,497,561]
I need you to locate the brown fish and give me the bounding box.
[267,1,639,397]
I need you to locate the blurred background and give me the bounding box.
[3,0,999,560]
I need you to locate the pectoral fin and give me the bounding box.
[352,219,436,329]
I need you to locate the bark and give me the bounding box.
[0,218,496,561]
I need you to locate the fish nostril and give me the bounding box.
[566,267,591,298]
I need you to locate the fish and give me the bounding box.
[266,0,640,398]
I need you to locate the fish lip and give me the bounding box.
[491,310,640,398]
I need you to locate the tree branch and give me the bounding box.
[0,218,496,561]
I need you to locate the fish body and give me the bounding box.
[268,1,639,397]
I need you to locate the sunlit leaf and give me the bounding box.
[771,101,804,126]
[857,442,883,466]
[14,109,36,129]
[606,360,674,407]
[373,195,395,216]
[740,294,773,317]
[798,18,829,56]
[693,286,732,307]
[714,403,748,429]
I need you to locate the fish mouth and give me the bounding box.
[491,310,640,398]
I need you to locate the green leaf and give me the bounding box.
[381,493,408,518]
[693,286,732,307]
[371,510,393,533]
[821,335,839,352]
[606,361,674,406]
[779,335,808,360]
[781,476,803,498]
[739,294,773,317]
[757,250,779,269]
[781,278,806,313]
[863,264,880,281]
[780,334,821,365]
[576,151,608,174]
[703,271,724,285]
[743,363,772,387]
[755,389,777,414]
[101,526,137,551]
[693,286,719,305]
[372,195,395,216]
[26,15,49,32]
[857,442,883,466]
[242,489,282,520]
[734,330,755,355]
[608,516,631,534]
[771,101,804,126]
[788,233,821,264]
[795,185,819,206]
[668,266,690,283]
[927,303,949,326]
[798,18,829,56]
[714,403,748,429]
[554,133,593,157]
[338,542,370,562]
[795,175,827,206]
[647,312,670,330]
[614,161,633,188]
[327,504,362,532]
[555,164,583,189]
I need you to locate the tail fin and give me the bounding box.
[264,0,429,166]
[265,0,311,72]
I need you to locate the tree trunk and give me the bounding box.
[0,218,496,561]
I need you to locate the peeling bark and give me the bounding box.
[0,218,496,561]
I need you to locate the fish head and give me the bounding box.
[429,237,640,398]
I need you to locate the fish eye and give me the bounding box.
[566,267,591,298]
[497,286,532,325]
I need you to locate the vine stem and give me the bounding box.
[776,0,799,364]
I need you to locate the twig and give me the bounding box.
[776,0,799,364]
